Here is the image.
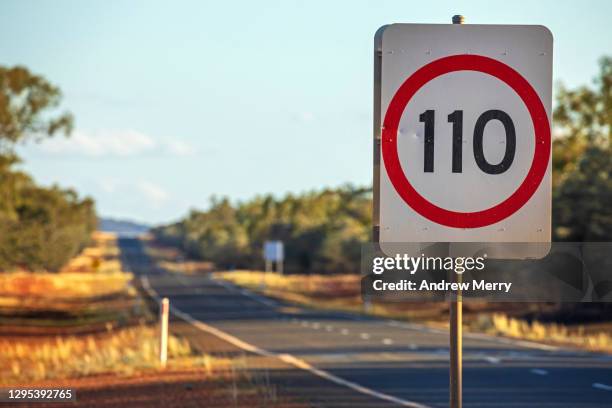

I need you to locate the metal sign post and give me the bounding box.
[449,16,464,408]
[449,283,462,408]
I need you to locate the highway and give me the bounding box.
[120,238,612,407]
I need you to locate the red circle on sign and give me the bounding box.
[382,54,550,228]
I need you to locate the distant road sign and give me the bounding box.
[374,24,552,243]
[263,241,284,262]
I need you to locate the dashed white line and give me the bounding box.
[387,320,560,352]
[484,356,501,364]
[593,383,612,392]
[141,276,431,408]
[312,323,321,330]
[382,338,394,345]
[530,369,549,376]
[340,328,350,335]
[360,333,371,340]
[325,325,334,332]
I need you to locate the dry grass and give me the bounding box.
[0,324,227,385]
[0,232,133,302]
[60,232,121,273]
[217,270,360,298]
[0,232,147,330]
[0,271,133,301]
[487,313,612,353]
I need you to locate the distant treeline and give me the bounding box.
[0,66,97,272]
[153,186,371,274]
[154,57,611,274]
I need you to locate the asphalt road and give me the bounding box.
[120,238,612,408]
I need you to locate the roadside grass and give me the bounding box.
[216,270,360,298]
[0,270,132,300]
[0,324,228,385]
[0,232,148,331]
[482,313,612,353]
[216,270,612,353]
[2,320,301,407]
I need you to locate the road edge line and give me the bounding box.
[140,276,431,408]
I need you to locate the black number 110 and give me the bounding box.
[419,109,516,174]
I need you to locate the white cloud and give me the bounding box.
[37,129,195,157]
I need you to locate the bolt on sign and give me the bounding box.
[373,24,553,250]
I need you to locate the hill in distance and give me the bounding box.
[98,217,150,237]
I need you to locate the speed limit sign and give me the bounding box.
[374,24,552,243]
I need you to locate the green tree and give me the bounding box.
[553,57,611,240]
[0,66,95,271]
[154,185,371,274]
[0,66,73,151]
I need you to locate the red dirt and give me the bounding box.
[6,368,306,408]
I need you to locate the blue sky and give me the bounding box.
[0,0,610,224]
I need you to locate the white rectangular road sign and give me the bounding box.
[374,24,552,244]
[263,240,284,262]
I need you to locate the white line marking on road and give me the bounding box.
[387,320,560,352]
[360,333,370,340]
[214,278,563,354]
[325,325,334,332]
[409,344,418,350]
[593,383,612,392]
[301,321,309,327]
[141,276,430,408]
[382,338,394,345]
[277,354,429,408]
[484,356,501,364]
[312,323,321,330]
[341,328,350,335]
[530,369,549,376]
